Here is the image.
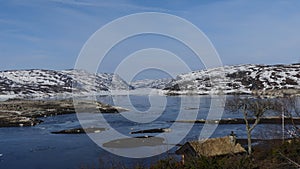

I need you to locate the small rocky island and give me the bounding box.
[0,99,128,127]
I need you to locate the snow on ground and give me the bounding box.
[130,78,172,89]
[0,63,299,99]
[163,63,300,95]
[0,69,132,99]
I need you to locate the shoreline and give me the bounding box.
[172,117,300,125]
[0,99,128,127]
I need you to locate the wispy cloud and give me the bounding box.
[49,0,170,12]
[1,0,300,72]
[179,0,300,65]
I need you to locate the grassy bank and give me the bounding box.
[90,138,300,169]
[148,139,300,169]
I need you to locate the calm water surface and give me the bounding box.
[0,95,289,169]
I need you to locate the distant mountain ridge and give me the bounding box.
[0,69,132,98]
[163,63,300,95]
[130,78,172,89]
[0,63,299,98]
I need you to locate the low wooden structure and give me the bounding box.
[176,136,246,164]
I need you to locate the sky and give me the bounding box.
[1,0,300,79]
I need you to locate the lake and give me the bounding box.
[0,95,292,169]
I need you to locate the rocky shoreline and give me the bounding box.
[171,117,300,124]
[0,99,128,127]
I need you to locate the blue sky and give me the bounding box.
[1,0,300,77]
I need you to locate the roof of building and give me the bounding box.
[176,136,246,157]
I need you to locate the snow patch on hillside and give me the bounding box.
[163,64,300,95]
[0,69,132,98]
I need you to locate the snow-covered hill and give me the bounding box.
[0,63,299,98]
[163,63,300,95]
[0,69,132,98]
[130,78,172,89]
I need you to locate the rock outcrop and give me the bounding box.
[0,99,128,127]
